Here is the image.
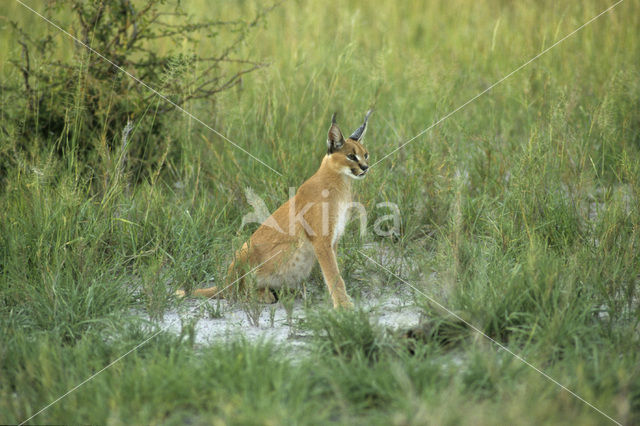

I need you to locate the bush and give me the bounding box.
[2,0,276,183]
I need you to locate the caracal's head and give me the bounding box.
[326,110,372,180]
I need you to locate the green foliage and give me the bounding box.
[2,0,272,182]
[305,308,394,362]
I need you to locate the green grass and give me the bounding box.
[1,0,639,424]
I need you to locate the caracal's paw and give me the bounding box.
[257,288,277,304]
[334,298,354,309]
[175,289,186,298]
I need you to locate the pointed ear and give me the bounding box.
[327,113,345,153]
[348,109,373,143]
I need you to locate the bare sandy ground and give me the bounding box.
[156,290,423,347]
[153,242,436,347]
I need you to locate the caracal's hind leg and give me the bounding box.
[257,287,277,304]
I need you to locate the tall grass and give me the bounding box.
[1,0,639,423]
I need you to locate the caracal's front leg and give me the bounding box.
[313,239,353,309]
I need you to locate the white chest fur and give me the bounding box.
[332,201,349,245]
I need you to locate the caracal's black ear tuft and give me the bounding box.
[348,109,373,143]
[327,112,345,153]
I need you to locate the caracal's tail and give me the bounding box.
[175,244,249,300]
[175,285,223,299]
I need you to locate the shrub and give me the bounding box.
[2,0,276,183]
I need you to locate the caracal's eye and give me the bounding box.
[364,153,369,160]
[347,154,358,162]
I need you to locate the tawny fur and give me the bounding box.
[177,113,371,308]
